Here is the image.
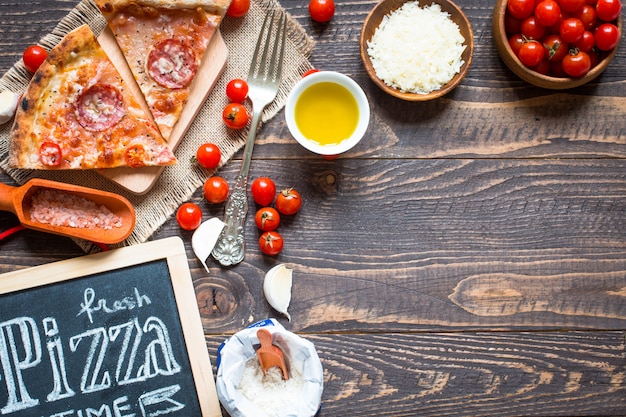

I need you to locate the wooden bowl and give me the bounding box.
[493,0,621,89]
[360,0,474,101]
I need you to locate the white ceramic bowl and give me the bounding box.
[285,71,370,156]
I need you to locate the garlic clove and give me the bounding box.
[192,217,225,273]
[263,264,293,321]
[0,90,19,125]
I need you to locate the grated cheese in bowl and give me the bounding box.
[366,2,466,94]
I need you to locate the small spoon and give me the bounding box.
[256,328,289,380]
[0,178,135,244]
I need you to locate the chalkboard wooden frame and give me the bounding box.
[0,236,222,417]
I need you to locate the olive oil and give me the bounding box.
[294,82,359,146]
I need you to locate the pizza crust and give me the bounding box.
[10,25,98,169]
[96,0,232,17]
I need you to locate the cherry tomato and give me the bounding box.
[535,0,562,27]
[39,142,62,167]
[518,41,545,67]
[226,0,250,17]
[309,0,335,22]
[176,202,202,230]
[302,69,321,78]
[560,0,586,13]
[560,18,585,43]
[226,78,249,103]
[222,103,249,129]
[250,177,276,206]
[532,58,551,75]
[509,34,526,55]
[255,207,281,232]
[508,0,536,19]
[505,12,523,34]
[521,16,546,40]
[195,143,221,169]
[562,50,592,77]
[22,45,47,73]
[203,176,229,204]
[595,22,620,50]
[596,0,622,21]
[275,188,302,215]
[259,231,284,256]
[572,4,597,30]
[574,30,596,51]
[543,34,569,61]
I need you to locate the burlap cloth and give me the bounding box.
[0,0,314,252]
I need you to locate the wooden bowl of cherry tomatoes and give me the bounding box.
[493,0,622,89]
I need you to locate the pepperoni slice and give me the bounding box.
[75,84,125,132]
[147,39,198,89]
[39,142,62,166]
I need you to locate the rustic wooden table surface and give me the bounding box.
[1,0,625,415]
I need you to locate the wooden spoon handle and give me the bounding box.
[0,182,19,214]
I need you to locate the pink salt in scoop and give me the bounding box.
[0,178,135,244]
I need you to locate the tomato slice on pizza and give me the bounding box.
[9,24,176,170]
[95,0,232,140]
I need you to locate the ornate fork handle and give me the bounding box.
[211,173,248,266]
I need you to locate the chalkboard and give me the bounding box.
[0,237,222,417]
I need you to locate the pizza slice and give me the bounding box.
[95,0,231,140]
[9,24,176,170]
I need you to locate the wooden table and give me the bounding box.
[1,0,625,415]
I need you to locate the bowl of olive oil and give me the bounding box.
[285,71,370,156]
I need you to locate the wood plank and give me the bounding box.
[146,158,626,332]
[205,331,626,416]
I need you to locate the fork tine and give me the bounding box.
[248,10,286,83]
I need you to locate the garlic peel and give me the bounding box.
[0,90,19,125]
[263,264,293,321]
[192,217,225,273]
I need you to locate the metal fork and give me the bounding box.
[212,10,287,266]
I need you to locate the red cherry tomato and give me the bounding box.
[22,45,47,73]
[596,0,622,21]
[39,142,62,167]
[196,143,221,170]
[560,0,586,13]
[535,0,562,27]
[509,34,526,55]
[560,18,585,43]
[275,188,302,215]
[574,30,596,51]
[259,231,284,256]
[222,103,249,129]
[543,34,569,61]
[309,0,335,22]
[508,0,536,19]
[595,23,620,50]
[302,69,321,78]
[226,0,250,17]
[518,41,545,67]
[562,50,592,77]
[521,16,546,40]
[255,207,281,232]
[572,4,597,30]
[203,176,229,204]
[226,78,249,103]
[250,177,276,206]
[176,202,202,230]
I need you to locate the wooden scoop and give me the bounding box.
[256,328,289,380]
[0,178,135,244]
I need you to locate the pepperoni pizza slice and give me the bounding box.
[95,0,231,140]
[9,24,176,170]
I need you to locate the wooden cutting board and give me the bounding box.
[96,28,228,195]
